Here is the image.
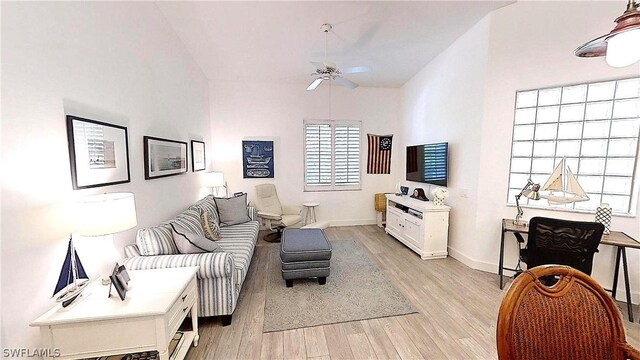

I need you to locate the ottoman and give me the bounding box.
[280,228,332,287]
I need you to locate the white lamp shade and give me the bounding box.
[203,171,225,187]
[606,29,640,67]
[74,192,137,236]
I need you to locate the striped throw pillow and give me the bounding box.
[201,211,222,241]
[170,208,205,237]
[135,224,178,256]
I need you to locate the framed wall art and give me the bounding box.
[242,140,274,178]
[143,136,188,180]
[66,115,131,190]
[191,140,206,172]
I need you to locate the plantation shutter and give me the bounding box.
[304,120,362,191]
[334,125,361,186]
[304,123,332,186]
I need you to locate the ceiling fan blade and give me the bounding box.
[333,76,358,89]
[311,61,326,71]
[306,78,324,91]
[340,66,371,74]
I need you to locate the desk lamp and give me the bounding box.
[514,180,541,226]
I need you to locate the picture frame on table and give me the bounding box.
[191,140,206,172]
[143,136,188,180]
[108,263,128,300]
[66,115,131,190]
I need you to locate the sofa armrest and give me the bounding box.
[248,206,258,221]
[282,205,302,215]
[123,251,235,280]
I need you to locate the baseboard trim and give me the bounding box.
[329,219,377,227]
[447,246,496,274]
[448,245,640,305]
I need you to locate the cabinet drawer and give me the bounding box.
[166,277,197,338]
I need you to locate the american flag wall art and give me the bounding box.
[367,134,393,174]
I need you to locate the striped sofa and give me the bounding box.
[123,195,259,325]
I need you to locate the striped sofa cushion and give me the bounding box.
[136,224,178,256]
[170,208,205,237]
[218,220,259,286]
[191,195,219,223]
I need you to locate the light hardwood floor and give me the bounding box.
[185,225,640,359]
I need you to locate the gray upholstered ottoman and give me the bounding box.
[280,228,332,287]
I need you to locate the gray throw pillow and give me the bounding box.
[170,223,221,254]
[214,194,251,226]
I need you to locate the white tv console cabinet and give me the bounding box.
[385,194,450,259]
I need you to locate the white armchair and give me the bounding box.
[254,184,303,242]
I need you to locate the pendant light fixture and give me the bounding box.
[575,0,640,67]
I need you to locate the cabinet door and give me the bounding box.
[386,209,404,235]
[403,216,423,248]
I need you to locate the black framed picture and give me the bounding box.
[109,263,128,300]
[66,115,131,190]
[143,136,188,180]
[109,273,127,300]
[191,140,206,172]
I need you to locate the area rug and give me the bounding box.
[263,239,417,332]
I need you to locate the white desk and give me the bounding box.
[31,267,199,359]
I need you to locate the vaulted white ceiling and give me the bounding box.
[157,1,512,88]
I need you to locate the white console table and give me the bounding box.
[385,194,450,259]
[31,267,199,360]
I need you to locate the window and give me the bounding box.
[507,77,640,215]
[304,119,361,191]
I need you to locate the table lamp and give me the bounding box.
[53,192,137,307]
[514,180,540,226]
[204,171,227,197]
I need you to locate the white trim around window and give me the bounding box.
[304,119,362,192]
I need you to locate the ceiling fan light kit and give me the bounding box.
[306,23,371,91]
[575,0,640,67]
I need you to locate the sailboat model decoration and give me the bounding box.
[539,158,590,204]
[52,235,90,307]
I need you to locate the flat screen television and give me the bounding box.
[406,142,448,186]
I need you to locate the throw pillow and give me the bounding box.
[170,223,221,254]
[136,224,178,256]
[170,208,206,237]
[201,211,222,241]
[191,195,220,225]
[214,194,251,226]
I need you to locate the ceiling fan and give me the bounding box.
[306,23,371,91]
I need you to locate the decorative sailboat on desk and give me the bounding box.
[52,235,90,307]
[540,158,589,204]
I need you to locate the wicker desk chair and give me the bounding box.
[497,265,640,360]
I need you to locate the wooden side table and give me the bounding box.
[303,202,320,225]
[31,267,199,359]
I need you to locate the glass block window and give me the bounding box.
[507,77,640,215]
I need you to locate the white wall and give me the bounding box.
[399,1,640,303]
[209,81,400,225]
[399,16,491,260]
[1,2,210,348]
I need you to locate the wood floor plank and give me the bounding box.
[303,326,329,358]
[346,333,377,360]
[283,328,307,360]
[361,319,401,360]
[261,331,284,360]
[378,317,424,360]
[323,323,355,360]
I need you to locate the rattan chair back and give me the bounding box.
[497,265,639,360]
